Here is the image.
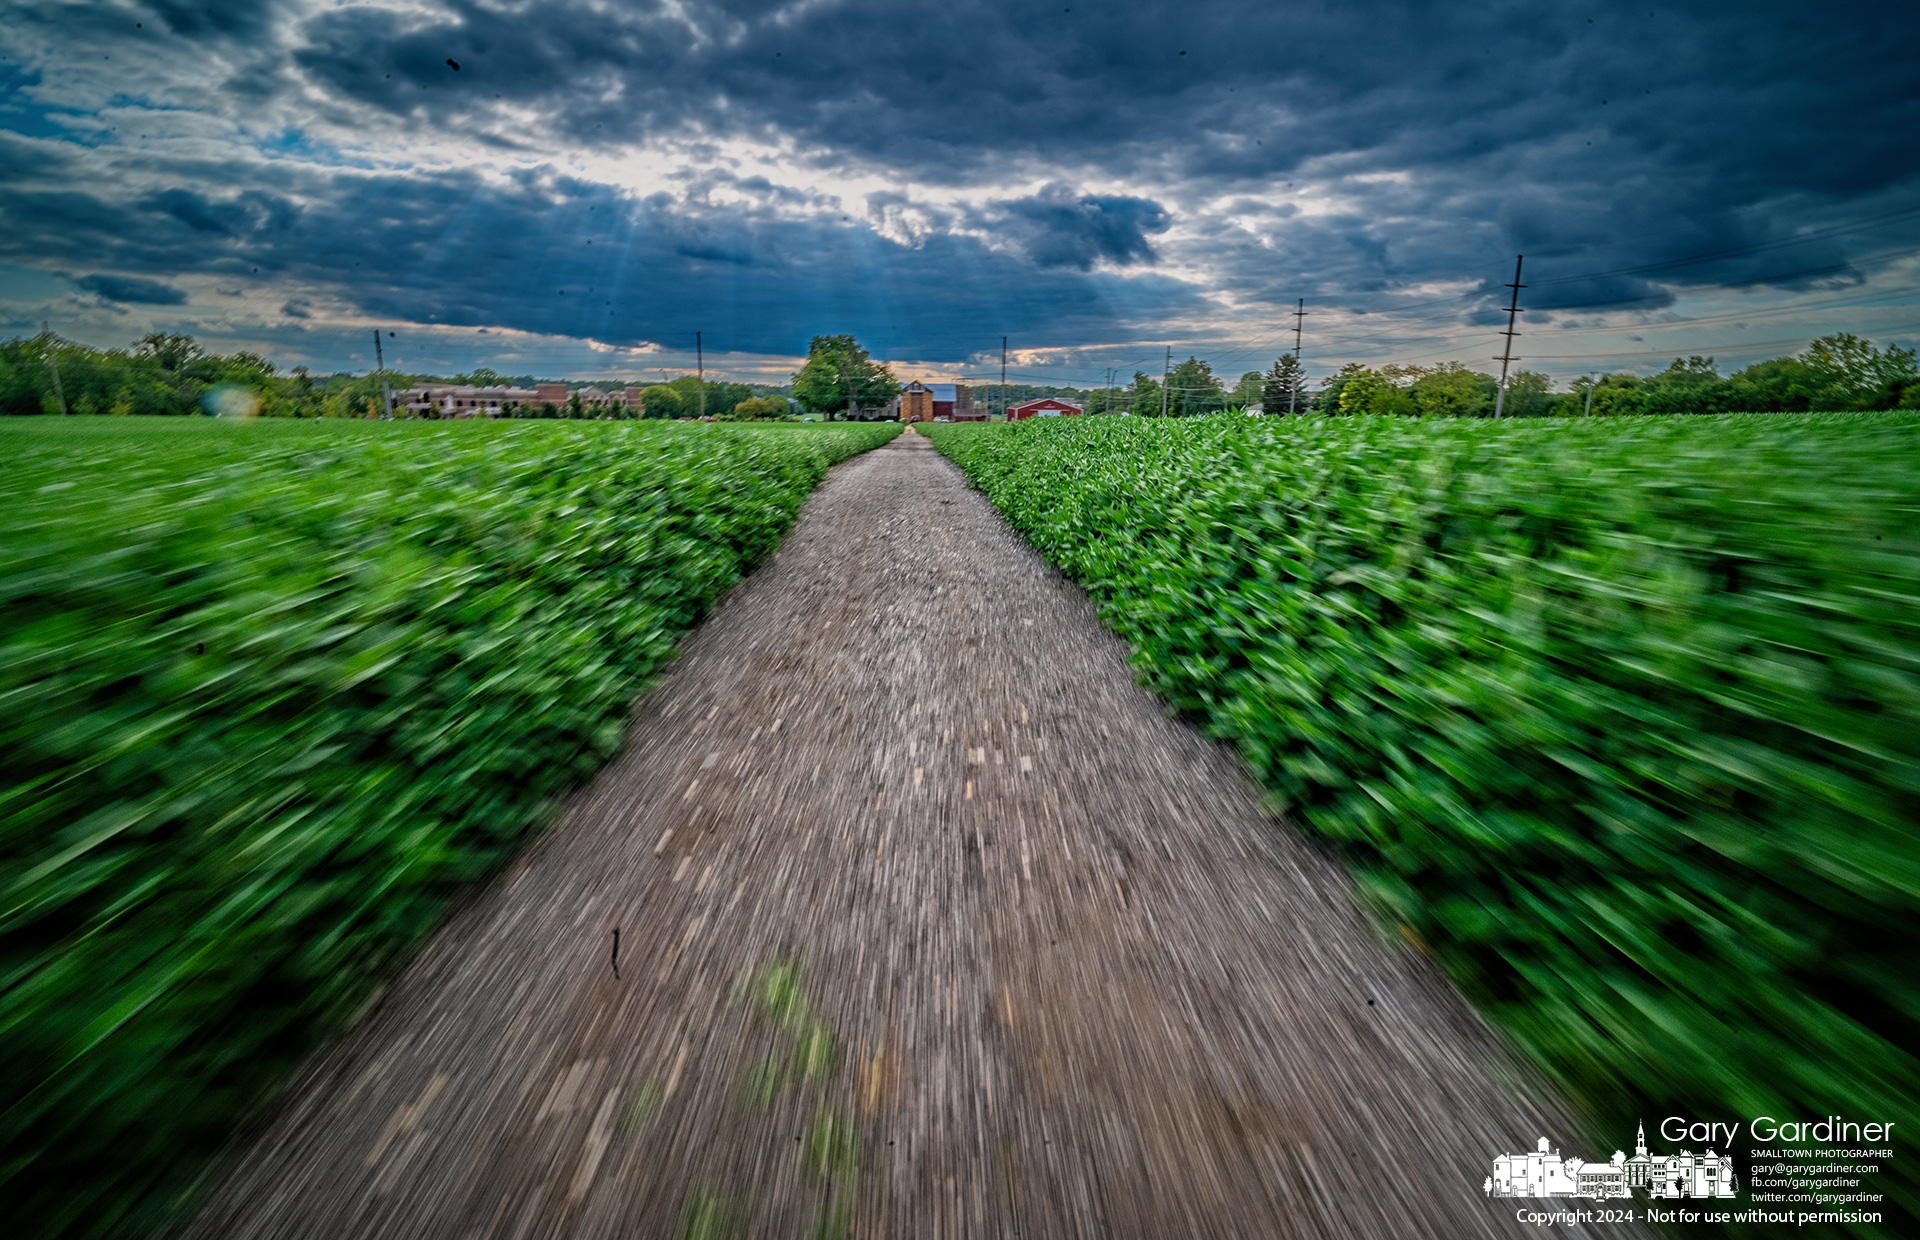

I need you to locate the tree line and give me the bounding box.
[1086,334,1918,418]
[7,329,1913,421]
[0,333,795,420]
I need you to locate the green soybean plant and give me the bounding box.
[1,416,897,1240]
[931,411,1919,1237]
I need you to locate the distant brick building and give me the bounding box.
[893,382,977,422]
[394,383,645,417]
[898,382,935,423]
[936,384,981,421]
[394,384,538,417]
[1007,397,1082,420]
[535,383,627,411]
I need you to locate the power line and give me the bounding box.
[1065,208,1920,381]
[947,286,1918,387]
[1134,271,1920,381]
[1324,280,1920,367]
[1519,336,1828,360]
[1271,244,1920,359]
[1526,203,1920,288]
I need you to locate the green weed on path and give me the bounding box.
[735,960,859,1240]
[1,417,898,1240]
[930,412,1919,1237]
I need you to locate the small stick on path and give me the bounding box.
[610,926,620,979]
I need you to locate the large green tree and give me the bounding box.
[1260,354,1305,414]
[1125,371,1164,417]
[1166,356,1224,416]
[1803,332,1918,408]
[638,385,684,419]
[1498,369,1553,417]
[1410,362,1495,417]
[1231,370,1262,408]
[1337,368,1381,415]
[1633,356,1725,416]
[1585,374,1646,417]
[1338,367,1415,415]
[1318,362,1370,414]
[790,335,900,418]
[1720,358,1817,412]
[663,375,753,419]
[133,333,203,373]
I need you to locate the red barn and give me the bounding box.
[1007,397,1082,420]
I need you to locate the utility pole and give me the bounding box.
[1000,336,1008,419]
[1583,372,1597,417]
[696,331,705,420]
[1290,298,1307,415]
[373,329,391,419]
[1160,346,1171,418]
[1105,367,1114,415]
[1493,255,1526,418]
[41,321,67,415]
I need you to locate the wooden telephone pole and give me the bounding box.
[1493,256,1525,418]
[1000,337,1008,419]
[373,329,391,419]
[42,321,67,415]
[1289,299,1307,414]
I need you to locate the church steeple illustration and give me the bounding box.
[1488,1121,1733,1201]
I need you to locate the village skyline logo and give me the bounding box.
[1487,1122,1738,1200]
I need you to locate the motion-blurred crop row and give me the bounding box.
[930,411,1919,1233]
[1,415,899,1240]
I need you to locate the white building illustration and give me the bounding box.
[1486,1122,1736,1200]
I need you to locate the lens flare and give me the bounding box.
[203,384,263,418]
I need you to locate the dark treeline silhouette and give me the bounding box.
[0,333,791,419]
[1309,333,1919,417]
[6,331,1914,420]
[1090,334,1919,418]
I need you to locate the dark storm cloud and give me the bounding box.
[143,188,300,236]
[142,0,288,38]
[280,4,1915,189]
[274,1,1920,314]
[986,187,1169,270]
[0,132,1198,357]
[5,0,1918,366]
[75,272,186,304]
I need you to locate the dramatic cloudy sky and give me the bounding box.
[3,0,1918,387]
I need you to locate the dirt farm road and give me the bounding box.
[187,430,1593,1239]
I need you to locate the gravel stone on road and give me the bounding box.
[187,429,1604,1239]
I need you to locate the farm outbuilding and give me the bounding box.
[898,382,935,423]
[893,382,979,422]
[1007,397,1083,420]
[395,383,651,418]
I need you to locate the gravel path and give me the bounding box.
[187,430,1595,1239]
